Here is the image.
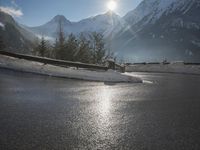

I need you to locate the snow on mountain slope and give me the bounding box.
[28,15,71,38]
[74,12,121,35]
[123,0,194,25]
[0,11,36,53]
[28,12,121,39]
[105,0,196,40]
[111,0,200,62]
[0,22,4,28]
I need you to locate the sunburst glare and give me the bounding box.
[107,0,117,11]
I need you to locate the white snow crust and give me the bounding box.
[126,63,200,75]
[0,55,142,83]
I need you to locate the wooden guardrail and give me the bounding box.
[0,51,108,71]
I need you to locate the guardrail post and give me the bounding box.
[121,65,125,73]
[107,59,115,70]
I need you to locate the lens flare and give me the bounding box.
[107,0,117,11]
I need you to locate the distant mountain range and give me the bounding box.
[25,11,121,39]
[1,0,200,62]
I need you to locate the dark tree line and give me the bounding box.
[33,20,109,64]
[34,32,107,64]
[0,35,5,50]
[34,37,48,57]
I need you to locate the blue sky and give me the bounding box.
[0,0,142,26]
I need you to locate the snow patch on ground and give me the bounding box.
[0,22,5,29]
[126,64,200,75]
[0,55,142,83]
[192,40,200,47]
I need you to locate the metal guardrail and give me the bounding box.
[132,62,147,65]
[0,51,108,71]
[147,62,161,65]
[184,62,200,65]
[127,62,200,65]
[115,63,125,73]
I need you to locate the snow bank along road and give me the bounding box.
[126,63,200,75]
[0,54,142,83]
[0,69,200,150]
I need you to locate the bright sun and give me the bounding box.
[107,0,117,11]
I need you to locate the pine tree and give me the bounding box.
[54,19,66,60]
[90,32,106,64]
[52,38,59,58]
[35,37,47,57]
[0,35,5,50]
[74,33,91,63]
[64,33,78,61]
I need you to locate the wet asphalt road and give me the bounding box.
[0,68,200,150]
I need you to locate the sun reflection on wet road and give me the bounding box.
[1,69,200,149]
[96,86,113,115]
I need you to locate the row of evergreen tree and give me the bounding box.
[34,30,109,64]
[0,20,114,64]
[0,36,5,50]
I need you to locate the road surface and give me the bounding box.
[0,68,200,150]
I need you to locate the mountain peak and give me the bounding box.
[0,10,16,25]
[50,15,71,24]
[88,11,121,21]
[105,11,119,16]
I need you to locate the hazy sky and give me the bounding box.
[0,0,142,26]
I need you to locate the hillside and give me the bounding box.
[0,11,36,53]
[112,0,200,62]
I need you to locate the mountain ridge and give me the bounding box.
[1,0,200,62]
[0,11,36,53]
[112,0,200,62]
[26,11,121,38]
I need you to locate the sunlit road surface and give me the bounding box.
[0,69,200,150]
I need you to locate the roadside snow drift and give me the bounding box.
[0,55,142,83]
[126,63,200,75]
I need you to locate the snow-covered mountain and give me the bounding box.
[1,0,200,62]
[123,0,196,26]
[27,11,121,39]
[111,0,200,62]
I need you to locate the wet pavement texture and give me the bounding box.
[0,68,200,150]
